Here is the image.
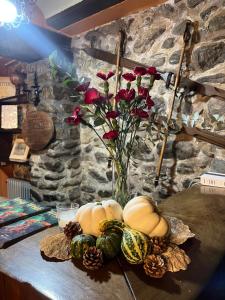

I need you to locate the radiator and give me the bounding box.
[7,178,31,200]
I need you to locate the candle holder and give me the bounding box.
[56,203,79,230]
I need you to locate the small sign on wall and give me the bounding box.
[9,138,29,163]
[0,77,18,129]
[0,77,15,99]
[1,105,18,129]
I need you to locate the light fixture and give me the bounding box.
[0,0,37,28]
[0,0,18,25]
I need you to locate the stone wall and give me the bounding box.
[71,0,225,202]
[25,60,81,206]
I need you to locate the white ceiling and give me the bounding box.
[37,0,83,18]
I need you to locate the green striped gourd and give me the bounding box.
[96,231,122,259]
[99,220,149,264]
[71,234,96,259]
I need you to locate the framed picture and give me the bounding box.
[0,105,18,129]
[9,138,29,162]
[0,77,15,99]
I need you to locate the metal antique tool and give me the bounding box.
[155,20,193,186]
[80,48,225,101]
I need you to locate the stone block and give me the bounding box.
[196,73,225,84]
[208,10,225,32]
[95,151,108,163]
[157,141,175,159]
[63,140,80,149]
[200,6,218,21]
[193,42,225,71]
[85,145,93,153]
[172,20,190,35]
[155,4,175,18]
[38,181,59,190]
[133,27,166,54]
[187,0,204,8]
[47,149,71,158]
[67,158,80,169]
[62,177,82,187]
[41,159,65,172]
[210,159,225,174]
[169,50,181,64]
[89,169,108,183]
[177,163,194,174]
[81,185,96,193]
[175,142,198,160]
[207,97,225,117]
[98,190,112,198]
[68,187,80,201]
[162,38,175,49]
[45,173,65,181]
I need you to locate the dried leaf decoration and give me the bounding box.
[163,244,191,272]
[166,216,195,245]
[40,233,72,261]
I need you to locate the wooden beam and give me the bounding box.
[47,0,124,30]
[61,0,167,36]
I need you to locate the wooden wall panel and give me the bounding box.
[0,165,13,197]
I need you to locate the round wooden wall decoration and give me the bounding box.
[22,111,54,151]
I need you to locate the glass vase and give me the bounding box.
[112,160,130,207]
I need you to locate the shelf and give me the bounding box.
[0,129,21,134]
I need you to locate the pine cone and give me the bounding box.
[64,221,82,240]
[144,254,167,278]
[83,246,103,270]
[150,237,169,255]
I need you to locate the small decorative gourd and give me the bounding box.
[96,231,122,259]
[75,200,123,237]
[100,220,149,264]
[71,234,96,259]
[123,196,169,237]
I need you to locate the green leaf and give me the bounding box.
[95,106,101,117]
[94,118,105,127]
[63,78,79,90]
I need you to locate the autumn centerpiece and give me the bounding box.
[66,66,160,206]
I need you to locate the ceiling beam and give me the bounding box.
[47,0,124,30]
[61,0,166,36]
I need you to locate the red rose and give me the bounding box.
[75,82,90,92]
[132,108,149,118]
[146,95,154,109]
[106,111,120,119]
[97,71,115,81]
[116,88,135,102]
[66,106,82,125]
[103,130,119,140]
[134,67,147,76]
[138,86,149,99]
[84,88,101,104]
[122,73,136,82]
[147,67,157,75]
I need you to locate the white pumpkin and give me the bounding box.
[75,199,123,237]
[123,195,169,237]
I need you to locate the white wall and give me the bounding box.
[37,0,82,18]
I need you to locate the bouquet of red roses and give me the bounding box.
[66,66,161,206]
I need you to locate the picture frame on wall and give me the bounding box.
[9,138,29,163]
[0,105,18,129]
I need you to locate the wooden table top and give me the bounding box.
[0,185,225,300]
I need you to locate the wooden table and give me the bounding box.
[0,185,225,300]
